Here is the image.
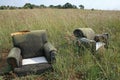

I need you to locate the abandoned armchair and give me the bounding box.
[73,28,109,54]
[7,30,57,76]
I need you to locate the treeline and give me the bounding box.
[0,2,84,10]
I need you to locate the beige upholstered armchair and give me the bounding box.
[73,28,109,54]
[7,30,57,76]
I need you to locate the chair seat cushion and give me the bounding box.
[14,63,52,76]
[96,42,105,50]
[22,56,48,65]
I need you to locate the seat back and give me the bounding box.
[73,28,95,40]
[11,30,48,58]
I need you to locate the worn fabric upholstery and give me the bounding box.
[73,28,95,40]
[44,42,56,63]
[76,38,96,54]
[12,30,47,58]
[73,28,109,54]
[94,33,109,48]
[7,30,56,76]
[14,63,53,76]
[7,47,21,68]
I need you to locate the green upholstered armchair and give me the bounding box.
[7,30,57,76]
[73,28,109,54]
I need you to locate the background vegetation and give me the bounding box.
[0,2,84,10]
[0,9,120,80]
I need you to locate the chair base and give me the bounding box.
[14,63,53,76]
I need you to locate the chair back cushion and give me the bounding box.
[11,30,48,58]
[73,28,95,40]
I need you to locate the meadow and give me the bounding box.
[0,9,120,80]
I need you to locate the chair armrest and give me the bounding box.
[43,42,57,64]
[7,47,22,69]
[94,33,109,48]
[76,38,96,54]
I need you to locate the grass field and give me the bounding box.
[0,9,120,80]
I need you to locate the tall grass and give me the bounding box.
[0,9,120,80]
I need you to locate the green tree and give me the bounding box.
[72,5,77,9]
[39,4,46,8]
[23,3,34,9]
[49,5,54,8]
[91,8,95,11]
[63,3,73,9]
[55,5,62,9]
[63,3,77,9]
[0,6,4,10]
[0,6,7,10]
[79,4,84,9]
[9,6,16,9]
